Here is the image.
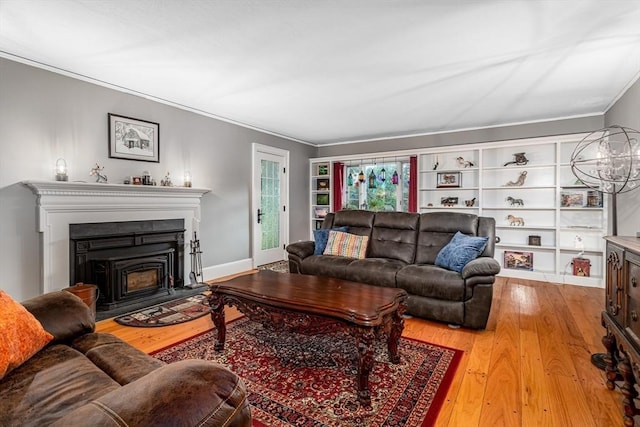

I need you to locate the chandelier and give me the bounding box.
[570,125,640,235]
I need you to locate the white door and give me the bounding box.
[252,144,289,267]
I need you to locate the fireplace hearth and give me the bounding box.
[70,219,185,312]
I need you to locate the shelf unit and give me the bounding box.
[310,161,332,236]
[308,132,606,287]
[418,134,607,287]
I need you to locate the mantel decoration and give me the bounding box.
[108,113,160,163]
[570,125,640,373]
[55,158,68,181]
[570,125,640,236]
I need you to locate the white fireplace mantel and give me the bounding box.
[23,180,211,294]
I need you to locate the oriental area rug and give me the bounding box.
[152,317,462,426]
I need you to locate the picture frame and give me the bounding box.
[560,191,585,207]
[503,250,534,271]
[436,172,461,188]
[108,113,160,163]
[316,178,329,191]
[316,163,329,176]
[315,193,330,205]
[528,235,541,246]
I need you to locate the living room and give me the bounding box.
[1,2,640,426]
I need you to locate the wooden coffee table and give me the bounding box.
[208,271,408,405]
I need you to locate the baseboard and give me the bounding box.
[202,258,253,282]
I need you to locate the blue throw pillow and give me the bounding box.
[435,231,489,273]
[313,226,349,255]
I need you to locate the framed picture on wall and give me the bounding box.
[108,113,160,163]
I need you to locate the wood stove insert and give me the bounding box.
[70,219,185,311]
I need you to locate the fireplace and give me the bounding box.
[70,219,185,311]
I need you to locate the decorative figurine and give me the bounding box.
[506,196,524,206]
[433,155,439,170]
[504,152,529,166]
[505,171,527,186]
[456,157,474,168]
[507,214,525,226]
[89,163,107,183]
[160,172,173,187]
[465,198,476,207]
[441,197,458,207]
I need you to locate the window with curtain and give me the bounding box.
[342,160,410,212]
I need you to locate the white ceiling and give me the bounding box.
[1,0,639,146]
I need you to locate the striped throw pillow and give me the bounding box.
[323,230,368,259]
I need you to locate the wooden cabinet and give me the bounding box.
[601,237,640,426]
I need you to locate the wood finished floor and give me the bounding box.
[96,273,625,426]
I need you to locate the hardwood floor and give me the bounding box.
[96,273,624,426]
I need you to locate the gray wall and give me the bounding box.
[0,57,316,300]
[605,77,640,237]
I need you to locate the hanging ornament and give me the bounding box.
[380,167,386,182]
[347,172,353,186]
[358,170,365,183]
[368,170,377,188]
[392,170,399,185]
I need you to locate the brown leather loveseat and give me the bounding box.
[0,290,251,426]
[286,210,500,329]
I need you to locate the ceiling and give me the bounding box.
[1,0,639,146]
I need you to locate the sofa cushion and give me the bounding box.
[313,226,349,255]
[396,264,466,300]
[332,210,375,238]
[324,231,369,259]
[0,290,53,379]
[415,212,480,264]
[368,212,419,264]
[301,255,354,278]
[342,258,405,288]
[72,333,165,385]
[0,344,120,426]
[435,231,489,273]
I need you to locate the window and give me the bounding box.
[343,161,409,212]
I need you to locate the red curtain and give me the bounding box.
[333,162,344,212]
[408,156,418,212]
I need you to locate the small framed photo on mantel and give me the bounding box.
[108,113,160,163]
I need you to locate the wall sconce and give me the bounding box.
[183,171,192,187]
[55,158,68,181]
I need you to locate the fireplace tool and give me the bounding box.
[188,232,203,287]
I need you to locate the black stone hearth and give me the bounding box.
[70,219,190,315]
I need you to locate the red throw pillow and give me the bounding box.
[0,290,54,379]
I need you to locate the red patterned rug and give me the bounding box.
[152,317,462,426]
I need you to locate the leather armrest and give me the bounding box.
[286,241,315,259]
[461,257,501,279]
[52,360,251,427]
[22,291,94,344]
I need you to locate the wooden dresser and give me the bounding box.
[602,236,640,426]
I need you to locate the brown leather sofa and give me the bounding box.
[286,210,500,329]
[0,291,251,426]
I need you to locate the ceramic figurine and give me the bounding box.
[504,152,529,166]
[507,214,525,226]
[89,163,107,183]
[506,196,524,206]
[456,156,474,168]
[465,198,476,207]
[505,171,527,186]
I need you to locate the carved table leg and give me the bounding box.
[208,292,226,351]
[618,350,639,427]
[602,332,618,391]
[355,327,375,407]
[388,305,405,364]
